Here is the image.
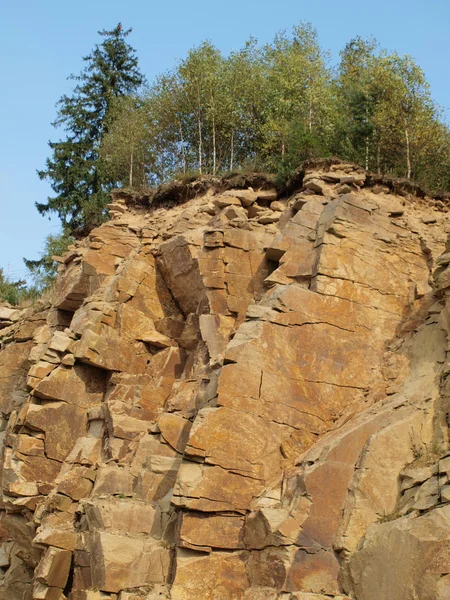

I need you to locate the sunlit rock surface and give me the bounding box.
[2,159,450,599]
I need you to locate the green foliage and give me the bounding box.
[99,96,153,188]
[274,120,329,187]
[333,37,449,183]
[37,22,450,253]
[37,24,145,236]
[24,232,74,293]
[0,269,39,306]
[99,23,450,193]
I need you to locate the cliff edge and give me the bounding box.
[2,160,450,600]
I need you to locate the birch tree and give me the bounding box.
[100,96,153,188]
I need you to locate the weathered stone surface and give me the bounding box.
[348,506,450,600]
[73,326,147,373]
[0,340,33,414]
[90,532,169,592]
[179,513,244,550]
[33,527,77,551]
[92,465,135,497]
[84,499,159,536]
[2,162,450,600]
[24,401,87,461]
[35,547,71,588]
[171,551,249,599]
[158,413,192,453]
[31,364,105,407]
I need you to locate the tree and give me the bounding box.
[335,37,379,169]
[24,231,74,293]
[147,71,196,180]
[260,23,333,170]
[99,95,153,188]
[370,53,436,179]
[37,24,145,236]
[223,38,266,171]
[177,42,225,174]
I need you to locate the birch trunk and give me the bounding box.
[377,140,381,175]
[405,128,411,179]
[211,91,216,175]
[196,80,202,174]
[365,136,369,171]
[129,149,133,188]
[230,129,234,172]
[179,120,186,174]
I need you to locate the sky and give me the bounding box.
[1,0,449,281]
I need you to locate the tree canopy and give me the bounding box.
[37,24,145,237]
[28,22,450,296]
[98,24,450,195]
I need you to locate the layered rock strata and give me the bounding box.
[2,160,450,599]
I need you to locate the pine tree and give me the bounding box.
[37,24,145,236]
[24,231,75,293]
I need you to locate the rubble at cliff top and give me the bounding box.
[2,159,450,600]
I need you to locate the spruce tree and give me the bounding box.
[37,24,145,236]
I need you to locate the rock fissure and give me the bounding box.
[2,161,450,600]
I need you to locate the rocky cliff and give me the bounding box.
[2,159,450,600]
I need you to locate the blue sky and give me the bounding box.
[1,0,449,280]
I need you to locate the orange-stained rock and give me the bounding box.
[179,513,244,550]
[3,448,61,493]
[0,340,33,414]
[24,402,87,462]
[184,406,284,478]
[287,549,340,595]
[56,465,95,501]
[172,463,263,512]
[35,546,72,588]
[157,238,207,315]
[158,413,192,453]
[171,550,249,600]
[33,527,77,551]
[90,532,170,592]
[84,499,159,536]
[73,326,148,373]
[1,162,450,600]
[92,465,135,497]
[247,546,294,590]
[32,364,105,407]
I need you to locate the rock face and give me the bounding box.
[2,159,450,599]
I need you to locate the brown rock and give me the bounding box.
[213,195,242,208]
[348,506,450,600]
[92,465,135,497]
[158,413,192,453]
[1,165,450,600]
[90,532,169,592]
[173,462,263,512]
[35,547,72,588]
[32,364,105,408]
[73,327,147,374]
[57,466,94,500]
[171,550,249,600]
[179,513,244,550]
[287,549,340,595]
[25,402,87,461]
[304,179,324,194]
[33,527,77,551]
[203,230,224,248]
